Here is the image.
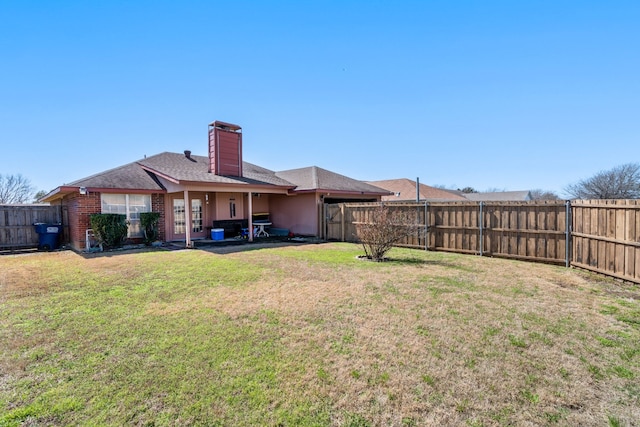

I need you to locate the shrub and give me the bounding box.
[140,212,161,245]
[89,214,128,249]
[355,204,423,261]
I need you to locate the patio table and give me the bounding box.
[254,222,271,237]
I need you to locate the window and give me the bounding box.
[192,199,202,232]
[101,194,152,237]
[173,199,186,234]
[173,199,203,235]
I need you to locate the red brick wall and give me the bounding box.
[62,192,166,251]
[64,192,101,251]
[209,126,243,177]
[152,193,166,241]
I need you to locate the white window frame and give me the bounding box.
[101,194,152,238]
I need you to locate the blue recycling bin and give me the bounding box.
[34,223,62,250]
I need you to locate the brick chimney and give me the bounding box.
[208,121,243,176]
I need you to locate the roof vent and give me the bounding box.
[184,150,192,159]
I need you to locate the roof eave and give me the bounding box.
[40,185,166,202]
[178,179,295,193]
[292,188,390,196]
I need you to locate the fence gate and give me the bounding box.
[324,203,344,241]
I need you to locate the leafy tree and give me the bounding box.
[529,189,560,200]
[564,163,640,199]
[0,174,35,204]
[33,190,48,202]
[355,204,423,261]
[458,187,477,194]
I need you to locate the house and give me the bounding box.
[367,179,467,202]
[368,179,533,202]
[40,121,389,251]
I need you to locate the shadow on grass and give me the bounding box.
[78,245,166,259]
[199,240,315,255]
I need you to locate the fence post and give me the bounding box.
[479,202,484,256]
[340,203,345,242]
[565,200,571,268]
[322,203,326,240]
[424,202,429,251]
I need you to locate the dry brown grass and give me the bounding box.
[1,243,639,426]
[192,244,640,425]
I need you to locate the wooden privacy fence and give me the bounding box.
[323,200,640,285]
[572,200,640,283]
[0,204,63,250]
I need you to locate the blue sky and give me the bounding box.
[1,1,638,197]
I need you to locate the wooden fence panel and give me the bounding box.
[323,200,640,284]
[482,201,567,264]
[332,203,429,249]
[428,202,480,254]
[571,200,640,284]
[0,204,62,249]
[398,204,428,249]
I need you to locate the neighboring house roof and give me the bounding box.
[462,191,533,201]
[278,166,390,194]
[368,179,467,202]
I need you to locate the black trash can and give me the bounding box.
[34,223,62,250]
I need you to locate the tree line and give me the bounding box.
[445,162,640,200]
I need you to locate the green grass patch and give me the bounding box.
[2,243,639,426]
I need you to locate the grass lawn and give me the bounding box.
[1,242,639,426]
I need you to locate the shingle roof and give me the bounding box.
[67,162,166,191]
[60,153,388,195]
[137,152,295,187]
[277,166,391,194]
[368,179,467,201]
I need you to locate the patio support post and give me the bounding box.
[247,192,253,242]
[184,189,192,247]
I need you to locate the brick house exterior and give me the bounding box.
[41,121,389,251]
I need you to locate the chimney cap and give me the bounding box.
[209,120,242,132]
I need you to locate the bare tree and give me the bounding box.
[355,204,423,261]
[564,163,640,199]
[0,174,36,204]
[529,189,560,200]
